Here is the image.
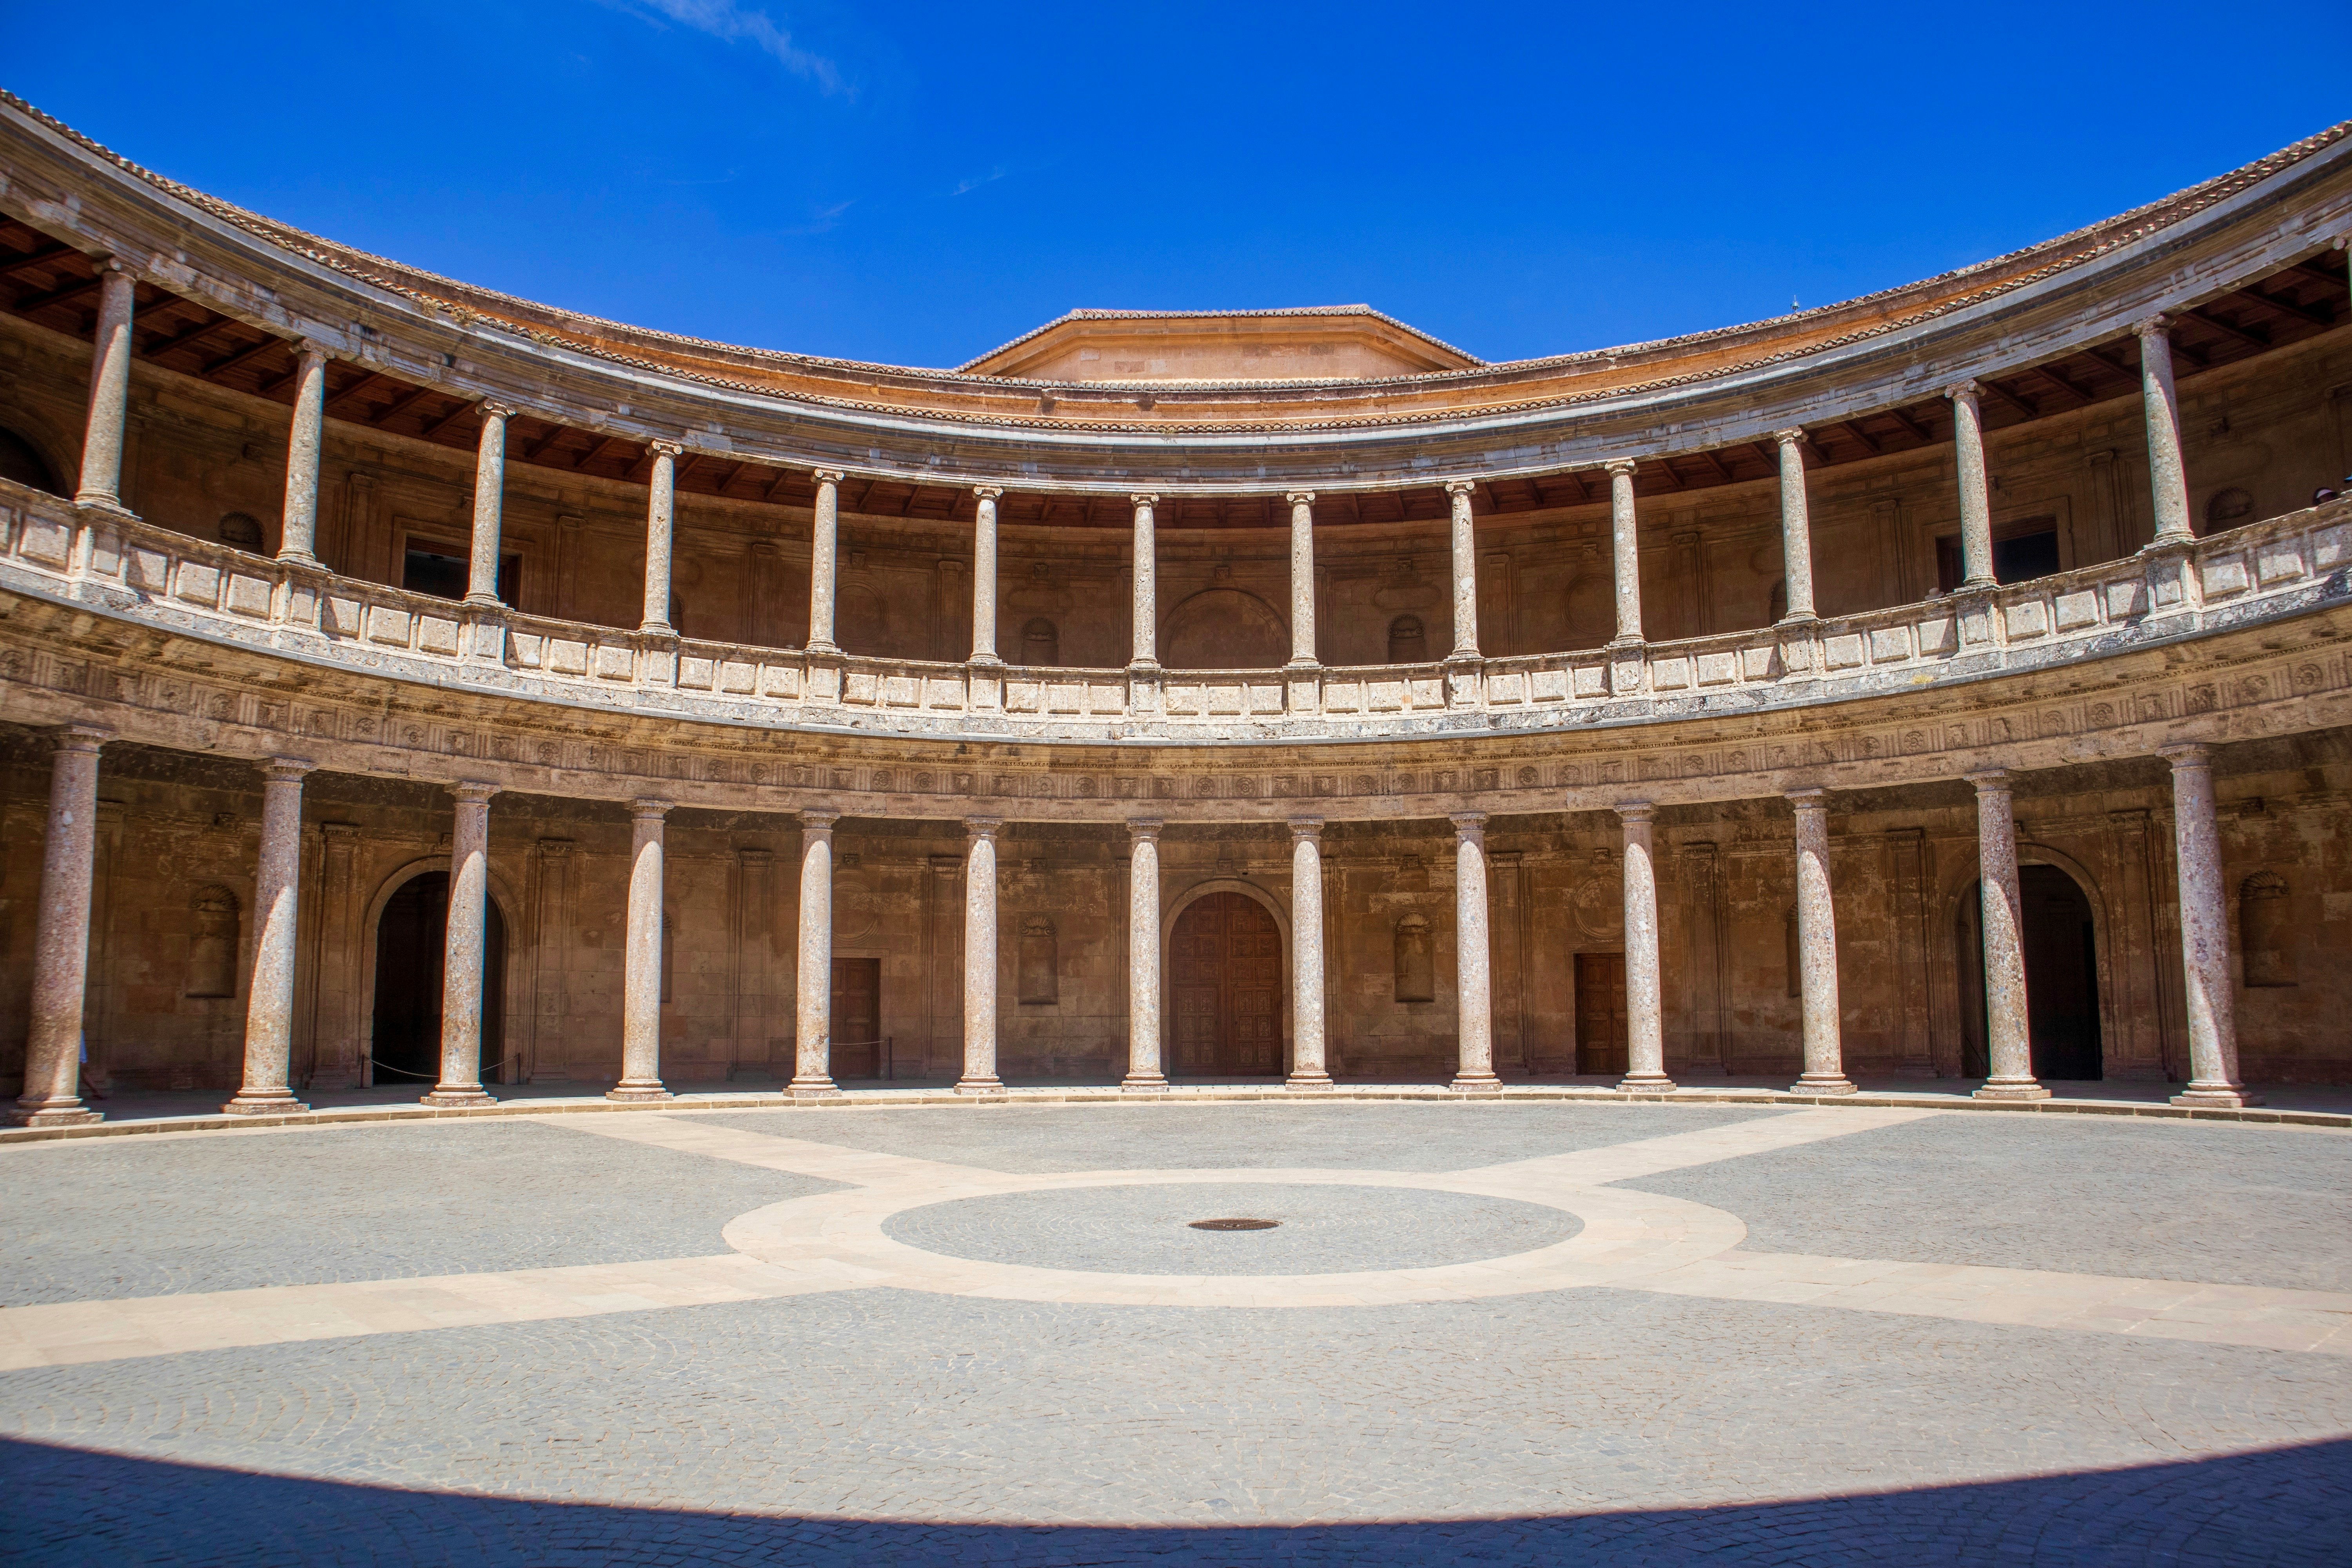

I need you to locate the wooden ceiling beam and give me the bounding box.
[1839,419,1882,455]
[764,468,791,503]
[1979,378,2039,419]
[1886,406,1935,445]
[322,370,387,412]
[138,312,240,361]
[2030,362,2095,404]
[362,383,437,429]
[0,241,75,280]
[417,399,478,440]
[1653,457,1687,491]
[2240,283,2335,327]
[8,272,106,315]
[522,422,572,463]
[2288,259,2347,292]
[2184,304,2270,350]
[1696,448,1736,485]
[200,335,289,380]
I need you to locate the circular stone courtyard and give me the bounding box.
[2,1100,2348,1566]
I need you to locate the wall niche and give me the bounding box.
[1394,915,1434,1003]
[1018,915,1058,1004]
[185,886,240,999]
[2240,871,2296,986]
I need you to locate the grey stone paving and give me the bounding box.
[0,1120,844,1305]
[694,1099,1784,1172]
[1626,1114,2352,1292]
[882,1181,1582,1274]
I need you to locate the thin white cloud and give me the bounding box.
[782,199,856,236]
[952,165,1009,197]
[606,0,849,96]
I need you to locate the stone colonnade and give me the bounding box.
[6,730,2266,1124]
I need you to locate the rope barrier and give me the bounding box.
[367,1055,517,1083]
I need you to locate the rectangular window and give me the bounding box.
[1936,521,2060,591]
[403,546,519,604]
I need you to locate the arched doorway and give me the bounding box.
[371,872,508,1087]
[1169,891,1282,1078]
[1957,864,2101,1082]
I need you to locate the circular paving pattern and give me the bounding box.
[882,1182,1584,1276]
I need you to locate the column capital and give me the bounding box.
[647,439,685,458]
[964,815,1002,838]
[1963,767,2013,792]
[477,400,518,421]
[2158,740,2214,767]
[294,338,334,365]
[1448,809,1488,833]
[972,484,1004,501]
[1614,800,1657,824]
[536,835,574,858]
[799,808,841,833]
[735,845,774,865]
[1130,493,1159,508]
[51,724,112,754]
[630,797,675,820]
[1288,815,1324,840]
[1443,479,1476,499]
[1604,458,1639,478]
[1785,786,1830,809]
[2133,314,2174,341]
[1944,379,1982,404]
[1286,490,1316,506]
[449,779,500,806]
[1771,426,1808,447]
[811,467,846,486]
[1127,816,1164,842]
[259,756,316,784]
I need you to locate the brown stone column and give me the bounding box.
[1129,495,1159,671]
[278,342,330,564]
[2161,744,2260,1107]
[465,403,515,606]
[1786,788,1856,1095]
[807,470,843,654]
[971,486,1002,665]
[74,261,134,512]
[1947,382,1996,588]
[1123,818,1167,1089]
[611,799,675,1101]
[1445,481,1480,660]
[1968,769,2049,1100]
[225,757,316,1114]
[1287,817,1330,1088]
[641,442,682,635]
[1449,811,1499,1091]
[1616,801,1674,1092]
[1773,429,1818,622]
[422,781,499,1106]
[790,809,840,1095]
[1606,460,1644,645]
[958,816,1004,1093]
[2137,318,2195,546]
[8,726,110,1126]
[1287,490,1319,668]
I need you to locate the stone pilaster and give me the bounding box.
[225,757,315,1114]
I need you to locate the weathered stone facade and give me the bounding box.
[4,95,2351,1121]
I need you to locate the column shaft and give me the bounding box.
[1450,812,1498,1089]
[1123,819,1166,1088]
[1287,818,1329,1087]
[74,263,134,510]
[226,758,314,1114]
[1607,461,1644,644]
[807,470,842,653]
[2163,744,2259,1106]
[278,344,328,563]
[1287,491,1319,667]
[9,726,109,1126]
[465,404,513,606]
[971,487,1002,664]
[1446,481,1479,659]
[2138,319,2195,545]
[958,818,1003,1091]
[1969,769,2049,1099]
[791,810,840,1094]
[641,443,681,635]
[612,800,675,1100]
[1616,802,1674,1091]
[1787,788,1855,1094]
[1949,383,1996,588]
[1129,495,1159,669]
[1773,430,1817,621]
[424,782,499,1105]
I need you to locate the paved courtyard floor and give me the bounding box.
[1,1101,2347,1565]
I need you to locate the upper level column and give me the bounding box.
[1772,429,1818,623]
[1445,481,1479,661]
[1947,382,1996,589]
[971,486,1003,664]
[1606,460,1644,646]
[74,260,134,512]
[2136,317,2195,547]
[639,442,682,636]
[278,341,330,565]
[1287,490,1319,669]
[464,403,515,607]
[1129,494,1160,671]
[807,470,844,655]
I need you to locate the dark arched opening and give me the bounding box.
[1169,892,1282,1078]
[371,872,508,1087]
[1957,864,2101,1082]
[0,426,64,495]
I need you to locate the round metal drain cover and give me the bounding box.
[1188,1218,1279,1231]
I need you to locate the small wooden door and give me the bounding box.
[1574,952,1628,1075]
[1169,892,1285,1077]
[831,957,880,1078]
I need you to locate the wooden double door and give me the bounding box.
[1171,892,1283,1078]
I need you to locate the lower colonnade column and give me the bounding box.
[1287,491,1318,668]
[423,781,500,1107]
[2161,743,2261,1107]
[1772,429,1818,623]
[970,487,1002,664]
[1449,811,1500,1091]
[277,343,328,565]
[1606,460,1644,646]
[610,798,675,1102]
[74,260,133,512]
[1786,788,1856,1095]
[224,757,315,1114]
[958,816,1004,1093]
[1968,769,2049,1100]
[1129,495,1159,671]
[8,725,111,1127]
[1287,817,1330,1089]
[1615,801,1675,1093]
[791,809,840,1096]
[464,404,514,607]
[639,443,681,636]
[1947,382,1997,589]
[1123,817,1167,1090]
[2137,318,2196,548]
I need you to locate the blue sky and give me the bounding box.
[11,2,2349,369]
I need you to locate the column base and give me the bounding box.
[955,1076,1006,1096]
[418,1087,495,1107]
[1972,1076,2051,1101]
[1121,1073,1170,1093]
[605,1083,674,1102]
[221,1090,310,1116]
[1788,1073,1858,1096]
[1284,1071,1333,1091]
[1615,1072,1677,1094]
[6,1100,103,1127]
[1448,1071,1503,1096]
[786,1076,841,1098]
[2171,1083,2264,1109]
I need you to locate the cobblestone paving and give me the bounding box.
[882,1181,1582,1274]
[694,1098,1784,1172]
[1627,1114,2352,1293]
[0,1121,844,1305]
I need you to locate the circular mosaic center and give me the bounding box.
[882,1182,1582,1276]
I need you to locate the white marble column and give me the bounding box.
[1129,494,1159,670]
[423,781,499,1106]
[2137,318,2195,546]
[1786,788,1856,1095]
[2161,743,2260,1107]
[278,342,329,564]
[611,798,675,1101]
[1616,801,1674,1092]
[74,261,134,512]
[1947,382,1996,588]
[640,442,682,636]
[1606,459,1644,644]
[1287,490,1319,668]
[971,486,1002,664]
[464,403,515,607]
[958,817,1004,1093]
[807,469,843,655]
[1450,811,1499,1090]
[1123,818,1167,1089]
[1773,429,1818,622]
[225,757,315,1114]
[1445,481,1480,660]
[8,726,110,1127]
[1968,768,2049,1100]
[1287,817,1330,1088]
[791,809,840,1095]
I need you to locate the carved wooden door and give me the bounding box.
[1574,952,1628,1075]
[1170,892,1285,1077]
